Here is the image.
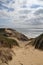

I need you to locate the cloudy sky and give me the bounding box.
[0,0,43,36]
[0,0,43,37]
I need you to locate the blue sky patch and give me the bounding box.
[8,8,14,12]
[0,3,14,12]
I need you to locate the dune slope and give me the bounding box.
[0,28,43,65]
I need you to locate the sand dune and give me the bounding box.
[8,46,43,65]
[0,28,43,65]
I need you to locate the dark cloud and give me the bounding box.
[19,10,31,14]
[6,0,12,3]
[26,16,43,25]
[0,4,8,10]
[34,9,43,15]
[19,15,28,20]
[6,0,15,4]
[20,4,27,8]
[0,0,15,4]
[39,0,43,1]
[0,1,5,4]
[8,8,14,12]
[31,4,41,8]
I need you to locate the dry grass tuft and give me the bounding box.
[0,48,15,65]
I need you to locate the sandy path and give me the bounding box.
[6,36,43,65]
[9,46,43,65]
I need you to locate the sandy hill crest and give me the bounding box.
[0,28,29,41]
[0,28,43,65]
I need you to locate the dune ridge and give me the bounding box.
[0,28,43,65]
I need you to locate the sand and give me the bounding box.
[0,35,43,65]
[8,45,43,65]
[0,28,43,65]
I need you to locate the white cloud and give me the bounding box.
[0,0,43,25]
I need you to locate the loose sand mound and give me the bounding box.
[9,46,43,65]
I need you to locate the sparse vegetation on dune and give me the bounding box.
[0,48,14,65]
[0,28,43,50]
[0,28,20,65]
[25,33,43,51]
[0,28,29,41]
[0,35,19,48]
[33,34,43,50]
[0,28,19,48]
[0,28,43,65]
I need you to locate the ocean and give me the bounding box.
[0,20,43,38]
[15,24,43,38]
